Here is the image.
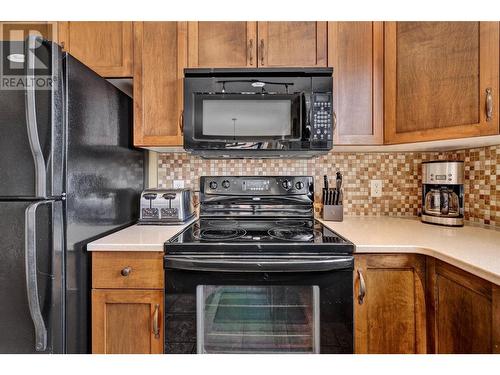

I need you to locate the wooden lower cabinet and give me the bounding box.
[91,251,164,354]
[92,289,164,354]
[354,254,427,353]
[427,259,498,353]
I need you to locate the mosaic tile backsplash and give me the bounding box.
[157,145,500,228]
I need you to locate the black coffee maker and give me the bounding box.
[421,161,464,226]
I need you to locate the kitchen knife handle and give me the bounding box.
[357,269,366,305]
[25,201,51,352]
[153,304,160,339]
[486,88,493,122]
[25,35,47,198]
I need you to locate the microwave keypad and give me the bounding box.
[312,100,332,141]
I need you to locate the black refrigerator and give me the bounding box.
[0,37,144,353]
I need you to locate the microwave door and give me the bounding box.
[192,93,303,143]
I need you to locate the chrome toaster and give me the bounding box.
[139,189,195,224]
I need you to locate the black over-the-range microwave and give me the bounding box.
[183,68,334,158]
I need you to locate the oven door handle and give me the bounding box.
[164,256,353,272]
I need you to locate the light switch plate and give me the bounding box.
[370,179,383,198]
[173,180,185,189]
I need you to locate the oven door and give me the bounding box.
[192,93,303,143]
[164,256,353,354]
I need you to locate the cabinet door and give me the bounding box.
[0,21,58,41]
[427,259,493,353]
[328,22,383,145]
[354,254,426,353]
[257,22,327,67]
[133,22,187,147]
[385,22,500,144]
[188,22,257,68]
[92,289,163,354]
[58,22,133,77]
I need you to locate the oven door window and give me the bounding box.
[193,94,303,141]
[196,285,320,354]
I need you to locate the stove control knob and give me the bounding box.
[281,179,292,190]
[209,181,218,190]
[295,181,304,190]
[222,180,230,189]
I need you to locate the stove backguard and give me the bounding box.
[199,176,314,218]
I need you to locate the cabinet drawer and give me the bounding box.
[92,252,164,289]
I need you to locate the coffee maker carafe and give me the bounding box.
[422,161,464,226]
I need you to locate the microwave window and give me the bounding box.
[202,100,292,137]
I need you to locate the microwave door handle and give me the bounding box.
[164,256,353,272]
[25,35,47,198]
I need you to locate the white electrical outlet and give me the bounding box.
[370,179,383,198]
[173,180,185,189]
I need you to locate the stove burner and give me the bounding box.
[193,228,247,241]
[205,220,239,228]
[274,220,309,228]
[268,227,321,242]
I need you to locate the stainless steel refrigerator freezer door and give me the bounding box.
[0,38,64,199]
[0,200,64,353]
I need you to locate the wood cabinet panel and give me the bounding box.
[385,22,500,143]
[426,259,494,353]
[133,22,187,147]
[92,289,163,354]
[257,22,327,67]
[328,22,383,145]
[354,254,426,354]
[92,252,164,289]
[188,22,257,67]
[0,21,57,41]
[58,22,133,77]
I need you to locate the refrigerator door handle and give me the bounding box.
[25,201,51,352]
[24,35,47,198]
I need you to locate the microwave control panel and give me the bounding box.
[311,93,332,141]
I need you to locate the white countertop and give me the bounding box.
[87,216,500,285]
[320,217,500,285]
[86,218,196,252]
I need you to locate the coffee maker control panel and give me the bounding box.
[422,161,464,185]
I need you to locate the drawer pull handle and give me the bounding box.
[486,87,493,122]
[153,304,160,339]
[120,266,132,277]
[357,269,366,305]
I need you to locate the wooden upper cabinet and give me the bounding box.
[188,22,257,67]
[92,289,163,354]
[58,22,133,77]
[133,22,187,147]
[354,254,427,354]
[0,21,58,41]
[427,259,496,354]
[385,22,500,144]
[328,22,383,145]
[257,22,327,67]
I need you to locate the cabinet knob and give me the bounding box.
[120,266,132,277]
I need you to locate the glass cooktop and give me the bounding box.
[165,218,354,255]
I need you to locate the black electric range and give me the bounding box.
[163,176,354,354]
